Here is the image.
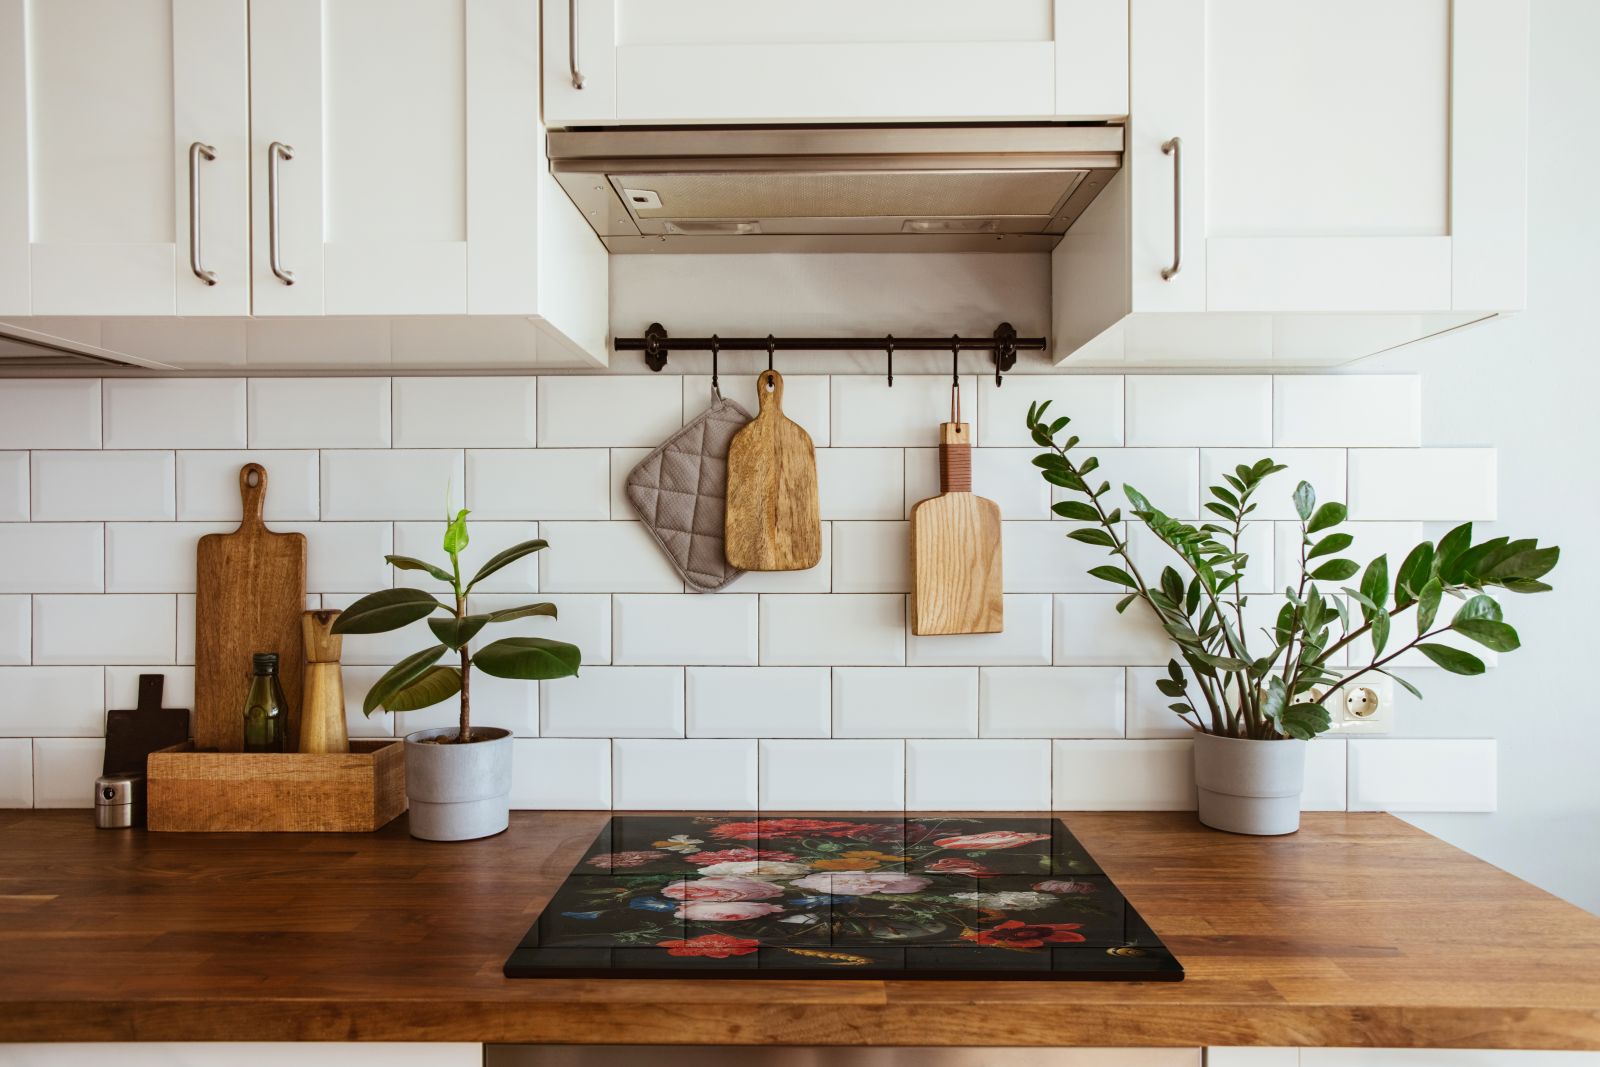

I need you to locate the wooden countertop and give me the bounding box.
[1,810,1598,1049]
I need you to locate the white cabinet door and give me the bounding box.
[0,0,249,317]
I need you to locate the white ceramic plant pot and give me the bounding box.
[403,726,513,842]
[1193,733,1307,836]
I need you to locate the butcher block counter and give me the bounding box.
[1,809,1598,1050]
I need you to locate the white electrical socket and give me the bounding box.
[1321,675,1395,734]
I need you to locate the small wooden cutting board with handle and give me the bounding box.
[911,419,1004,635]
[725,370,822,570]
[194,464,306,752]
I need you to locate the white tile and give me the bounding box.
[103,379,247,448]
[392,521,540,594]
[279,522,393,594]
[1303,738,1347,811]
[0,739,30,806]
[609,448,652,518]
[1054,594,1172,665]
[472,592,611,667]
[979,666,1125,738]
[1200,448,1346,522]
[247,378,391,447]
[727,525,832,593]
[541,666,684,737]
[817,448,903,520]
[32,737,105,807]
[905,448,1050,520]
[831,375,980,447]
[613,594,758,666]
[834,667,978,738]
[760,739,905,810]
[335,666,396,738]
[393,377,537,447]
[759,594,905,666]
[978,374,1123,447]
[0,667,104,735]
[686,667,830,738]
[1348,449,1497,520]
[0,451,30,519]
[1128,520,1274,595]
[1003,521,1115,593]
[0,523,103,593]
[0,595,27,664]
[176,450,320,521]
[1126,376,1272,447]
[613,738,757,809]
[538,376,683,447]
[0,380,99,448]
[1053,739,1196,810]
[1054,448,1200,519]
[320,450,465,521]
[105,523,233,593]
[319,591,437,668]
[31,451,174,520]
[906,739,1052,810]
[468,449,610,520]
[511,737,612,809]
[539,521,684,592]
[176,594,194,666]
[105,666,194,714]
[832,521,909,593]
[685,374,827,445]
[907,594,1052,666]
[33,595,176,665]
[1273,521,1424,593]
[1274,375,1421,447]
[1348,738,1496,812]
[1125,667,1201,739]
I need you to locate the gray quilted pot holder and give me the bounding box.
[627,390,752,592]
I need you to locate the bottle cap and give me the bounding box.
[252,652,280,673]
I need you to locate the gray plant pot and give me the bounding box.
[403,726,513,842]
[1193,733,1307,836]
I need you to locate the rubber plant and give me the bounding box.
[1026,401,1559,740]
[330,509,580,743]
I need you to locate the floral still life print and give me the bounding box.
[503,815,1183,980]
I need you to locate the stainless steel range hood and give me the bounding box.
[547,124,1123,253]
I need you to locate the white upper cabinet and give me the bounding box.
[1054,0,1530,366]
[0,0,251,317]
[543,0,1129,126]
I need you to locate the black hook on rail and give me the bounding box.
[710,334,720,392]
[885,335,894,388]
[993,322,1019,387]
[766,334,776,373]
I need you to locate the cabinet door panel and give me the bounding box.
[1207,237,1452,313]
[543,0,617,125]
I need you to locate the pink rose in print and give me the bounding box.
[932,830,1051,851]
[1033,879,1098,895]
[790,871,932,896]
[674,901,787,922]
[584,850,665,870]
[685,848,797,865]
[926,857,1000,878]
[661,876,786,902]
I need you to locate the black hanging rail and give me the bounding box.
[618,322,1044,386]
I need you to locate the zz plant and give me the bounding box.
[1026,401,1558,741]
[331,509,580,743]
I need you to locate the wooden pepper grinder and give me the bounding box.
[299,610,349,754]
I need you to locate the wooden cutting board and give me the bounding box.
[725,370,821,570]
[194,464,306,752]
[910,421,1003,635]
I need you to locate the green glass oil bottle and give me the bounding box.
[242,652,289,753]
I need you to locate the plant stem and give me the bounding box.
[450,548,471,745]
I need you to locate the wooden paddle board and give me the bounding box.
[725,370,822,570]
[194,463,306,751]
[910,421,1003,635]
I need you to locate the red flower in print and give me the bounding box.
[926,857,1001,878]
[584,850,665,870]
[933,830,1050,851]
[962,920,1086,949]
[709,818,875,840]
[658,933,761,958]
[685,848,797,865]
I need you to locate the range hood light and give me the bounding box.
[902,219,999,234]
[662,220,763,236]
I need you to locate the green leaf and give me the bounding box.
[331,588,448,635]
[1307,533,1353,560]
[1500,578,1554,594]
[1279,702,1332,740]
[1052,500,1100,521]
[1066,527,1117,548]
[428,614,490,651]
[472,636,582,680]
[1310,559,1359,582]
[1370,609,1391,658]
[1376,667,1424,701]
[443,508,471,555]
[1415,644,1487,675]
[1114,592,1138,613]
[1454,619,1521,653]
[385,554,455,585]
[486,602,559,624]
[1484,546,1560,583]
[1306,501,1348,534]
[1453,594,1502,625]
[1262,676,1287,725]
[1124,485,1154,514]
[1192,651,1252,672]
[1360,555,1389,617]
[1395,542,1435,600]
[362,644,448,715]
[466,538,549,591]
[1211,485,1240,507]
[1160,567,1185,605]
[1416,578,1443,632]
[383,665,462,712]
[1293,481,1315,521]
[1436,522,1473,570]
[1088,565,1136,587]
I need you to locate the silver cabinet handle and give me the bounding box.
[568,0,585,88]
[188,142,217,286]
[1160,137,1182,280]
[267,141,295,286]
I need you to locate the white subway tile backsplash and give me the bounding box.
[906,448,1050,520]
[32,451,174,520]
[817,448,903,520]
[760,739,905,809]
[103,379,246,448]
[833,667,979,738]
[907,594,1052,666]
[1053,739,1196,809]
[0,739,31,806]
[280,523,392,594]
[1348,449,1498,520]
[540,521,684,592]
[0,451,27,520]
[392,521,540,594]
[979,666,1125,738]
[686,667,831,738]
[33,595,175,665]
[175,595,194,666]
[0,380,100,448]
[336,666,396,738]
[1274,375,1421,447]
[614,594,758,666]
[0,596,27,664]
[512,738,612,809]
[176,450,320,521]
[538,376,682,447]
[1057,448,1200,519]
[0,667,104,736]
[1348,738,1497,812]
[613,738,758,809]
[105,523,232,593]
[1125,667,1200,739]
[247,378,391,448]
[907,739,1052,810]
[978,375,1123,447]
[760,594,905,666]
[1200,449,1346,521]
[1003,522,1112,593]
[831,375,979,447]
[320,450,465,521]
[832,521,910,593]
[473,592,611,666]
[609,448,652,518]
[685,374,828,446]
[541,666,684,737]
[1054,595,1171,665]
[469,449,610,520]
[105,666,194,714]
[1303,738,1347,811]
[0,523,103,593]
[32,737,105,807]
[1125,376,1272,447]
[393,377,537,447]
